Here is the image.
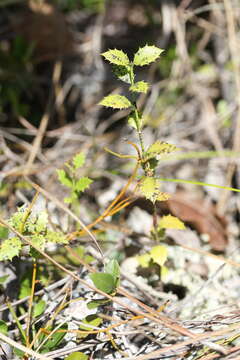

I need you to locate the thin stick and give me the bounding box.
[25,260,37,347]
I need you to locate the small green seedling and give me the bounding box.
[0,206,68,261]
[99,45,181,222]
[99,45,185,274]
[57,152,93,204]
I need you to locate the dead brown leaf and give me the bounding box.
[166,192,228,251]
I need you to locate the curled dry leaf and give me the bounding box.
[166,192,228,252]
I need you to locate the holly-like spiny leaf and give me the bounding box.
[134,45,164,66]
[75,177,93,193]
[0,237,22,261]
[102,49,130,66]
[146,140,178,158]
[139,177,161,203]
[99,94,132,109]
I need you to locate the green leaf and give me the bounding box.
[158,215,185,230]
[80,314,102,331]
[90,273,116,294]
[112,64,132,84]
[146,141,178,157]
[0,320,8,335]
[87,299,110,309]
[102,49,130,66]
[130,81,149,94]
[0,225,8,239]
[79,315,102,338]
[75,177,93,193]
[139,177,161,203]
[33,300,46,317]
[65,352,88,360]
[0,237,22,261]
[99,94,132,109]
[79,314,102,338]
[105,259,120,287]
[73,152,86,169]
[133,45,164,66]
[56,169,73,188]
[150,245,168,267]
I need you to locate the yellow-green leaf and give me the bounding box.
[0,237,22,261]
[75,177,93,193]
[102,49,130,66]
[146,140,178,157]
[99,94,132,109]
[130,81,149,94]
[158,215,185,230]
[137,253,151,268]
[139,177,160,203]
[134,45,164,66]
[150,245,168,267]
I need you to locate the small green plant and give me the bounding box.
[56,152,93,204]
[87,44,187,294]
[0,206,68,261]
[99,45,184,243]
